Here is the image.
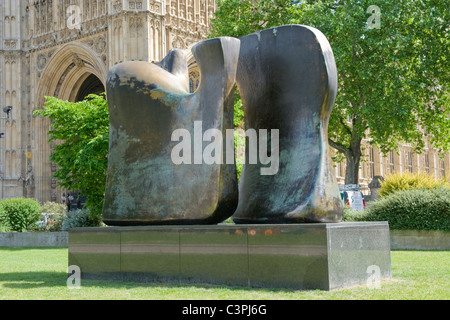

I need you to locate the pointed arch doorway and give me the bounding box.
[74,73,106,102]
[33,42,108,203]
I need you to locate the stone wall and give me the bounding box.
[0,231,68,247]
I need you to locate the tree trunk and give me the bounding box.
[344,138,362,185]
[329,136,363,185]
[344,154,360,185]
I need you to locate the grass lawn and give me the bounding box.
[0,248,448,300]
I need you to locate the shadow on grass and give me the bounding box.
[0,271,295,293]
[0,272,67,289]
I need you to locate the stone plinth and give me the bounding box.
[68,222,391,290]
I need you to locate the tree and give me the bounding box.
[33,94,109,216]
[210,0,450,184]
[209,0,297,37]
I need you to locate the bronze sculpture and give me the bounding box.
[102,25,343,225]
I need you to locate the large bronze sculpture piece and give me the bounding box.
[102,25,343,225]
[102,37,240,225]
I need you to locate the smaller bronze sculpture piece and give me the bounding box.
[231,25,343,223]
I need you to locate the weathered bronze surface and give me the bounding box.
[102,25,343,225]
[232,25,343,223]
[102,37,240,225]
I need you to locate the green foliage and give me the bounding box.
[38,201,68,231]
[300,0,450,155]
[61,208,103,231]
[0,198,42,232]
[233,97,244,128]
[41,201,67,215]
[233,87,245,180]
[0,222,11,232]
[209,0,297,39]
[44,212,67,232]
[210,0,450,184]
[33,94,109,216]
[348,187,450,231]
[234,132,245,180]
[221,217,236,224]
[342,206,367,222]
[379,172,450,198]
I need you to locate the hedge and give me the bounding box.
[343,187,450,231]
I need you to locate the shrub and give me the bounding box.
[378,171,450,198]
[61,208,103,231]
[41,201,67,215]
[44,213,67,232]
[0,198,42,232]
[39,201,68,231]
[0,221,11,232]
[362,187,450,231]
[342,206,367,222]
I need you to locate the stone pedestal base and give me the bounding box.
[68,222,391,290]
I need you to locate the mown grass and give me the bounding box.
[0,248,448,300]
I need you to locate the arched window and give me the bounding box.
[189,70,200,93]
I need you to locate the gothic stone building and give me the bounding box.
[0,0,448,204]
[0,0,214,203]
[333,142,449,197]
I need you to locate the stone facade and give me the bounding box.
[333,141,450,196]
[0,0,214,203]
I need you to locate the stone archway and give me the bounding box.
[32,42,108,203]
[37,43,107,105]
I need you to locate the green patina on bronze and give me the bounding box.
[232,25,343,223]
[102,25,343,225]
[102,38,240,225]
